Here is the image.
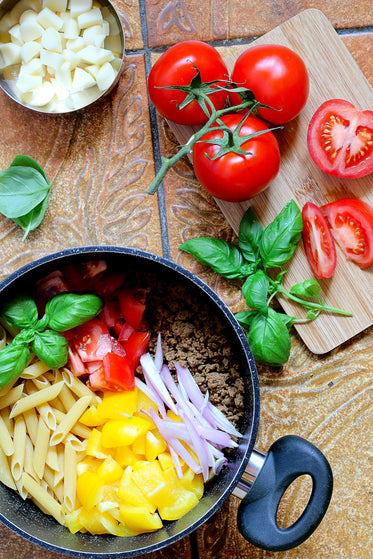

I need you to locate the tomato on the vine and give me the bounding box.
[192,113,280,202]
[148,40,228,125]
[228,44,309,125]
[302,202,337,278]
[321,198,373,268]
[307,99,373,178]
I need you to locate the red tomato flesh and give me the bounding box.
[71,318,112,362]
[228,44,309,125]
[321,198,373,268]
[148,40,228,125]
[103,352,135,391]
[302,202,337,278]
[307,99,373,178]
[192,113,280,202]
[118,288,146,331]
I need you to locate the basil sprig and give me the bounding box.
[180,200,352,367]
[0,292,103,388]
[0,155,52,241]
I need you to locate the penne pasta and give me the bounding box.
[0,446,16,490]
[23,407,39,445]
[33,417,50,480]
[10,381,64,419]
[46,445,60,473]
[62,369,101,406]
[11,416,26,481]
[21,361,50,380]
[0,384,24,410]
[24,435,37,480]
[22,472,63,524]
[53,408,92,440]
[0,413,14,456]
[58,384,78,412]
[50,396,92,447]
[63,441,77,512]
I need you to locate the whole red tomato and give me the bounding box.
[192,114,280,202]
[148,40,228,125]
[307,99,373,178]
[228,44,309,125]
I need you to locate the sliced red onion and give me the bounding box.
[135,377,167,418]
[140,353,178,415]
[175,363,217,428]
[154,332,163,371]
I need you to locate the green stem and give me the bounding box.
[274,282,353,316]
[146,97,256,195]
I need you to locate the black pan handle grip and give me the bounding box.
[237,435,333,551]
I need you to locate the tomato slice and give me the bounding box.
[103,352,135,391]
[302,202,337,278]
[307,99,373,178]
[71,318,112,362]
[321,198,373,268]
[121,331,150,369]
[118,288,146,330]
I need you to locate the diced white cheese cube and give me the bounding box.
[20,19,44,42]
[71,66,96,91]
[41,27,63,52]
[69,0,92,17]
[9,24,24,46]
[29,80,54,106]
[19,9,38,24]
[104,34,121,54]
[37,7,64,31]
[0,43,22,68]
[77,7,102,30]
[50,76,69,99]
[16,72,42,92]
[55,61,72,89]
[63,16,79,39]
[40,48,63,69]
[21,40,42,62]
[66,37,85,52]
[78,44,113,65]
[96,60,116,91]
[43,0,68,12]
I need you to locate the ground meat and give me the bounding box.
[142,273,245,429]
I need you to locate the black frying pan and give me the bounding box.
[0,246,332,556]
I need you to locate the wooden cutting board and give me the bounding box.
[167,8,373,355]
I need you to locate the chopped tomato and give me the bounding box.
[87,365,112,391]
[63,261,106,292]
[307,99,373,178]
[121,332,151,369]
[68,345,87,377]
[302,202,337,278]
[118,288,146,330]
[111,337,127,358]
[321,198,373,268]
[103,352,135,391]
[99,300,121,329]
[94,272,126,299]
[71,318,112,362]
[118,322,135,342]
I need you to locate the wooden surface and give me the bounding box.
[168,9,373,355]
[0,1,372,558]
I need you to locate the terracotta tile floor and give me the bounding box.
[0,1,372,558]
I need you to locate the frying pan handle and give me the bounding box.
[237,435,333,551]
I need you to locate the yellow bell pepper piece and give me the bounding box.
[97,456,123,484]
[114,445,140,467]
[180,468,204,499]
[119,505,163,533]
[131,433,146,456]
[65,509,83,534]
[145,430,167,462]
[158,452,174,471]
[118,466,156,513]
[97,388,138,420]
[86,428,108,459]
[158,466,199,521]
[131,460,175,508]
[101,417,152,448]
[135,390,159,415]
[79,507,113,535]
[76,470,105,510]
[79,405,106,427]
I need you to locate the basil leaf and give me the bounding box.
[247,308,291,366]
[31,330,68,369]
[259,200,303,268]
[242,271,269,314]
[238,207,263,263]
[0,166,50,218]
[10,155,49,184]
[1,294,38,329]
[13,328,36,344]
[180,237,251,279]
[0,343,30,388]
[13,193,50,241]
[45,293,104,331]
[235,309,259,330]
[290,279,322,299]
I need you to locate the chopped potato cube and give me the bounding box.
[16,72,42,92]
[40,48,63,69]
[78,44,113,65]
[77,7,102,29]
[63,16,79,39]
[0,42,22,68]
[62,48,80,69]
[43,0,68,12]
[19,8,38,24]
[65,36,85,52]
[41,27,63,52]
[21,40,42,62]
[19,18,43,41]
[37,7,63,30]
[96,60,116,91]
[71,66,96,92]
[9,24,24,45]
[69,0,92,17]
[29,80,54,106]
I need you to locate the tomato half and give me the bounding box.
[321,198,373,268]
[148,40,228,125]
[192,113,280,202]
[307,99,373,178]
[302,202,337,278]
[228,44,309,125]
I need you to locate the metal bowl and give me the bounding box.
[0,0,125,113]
